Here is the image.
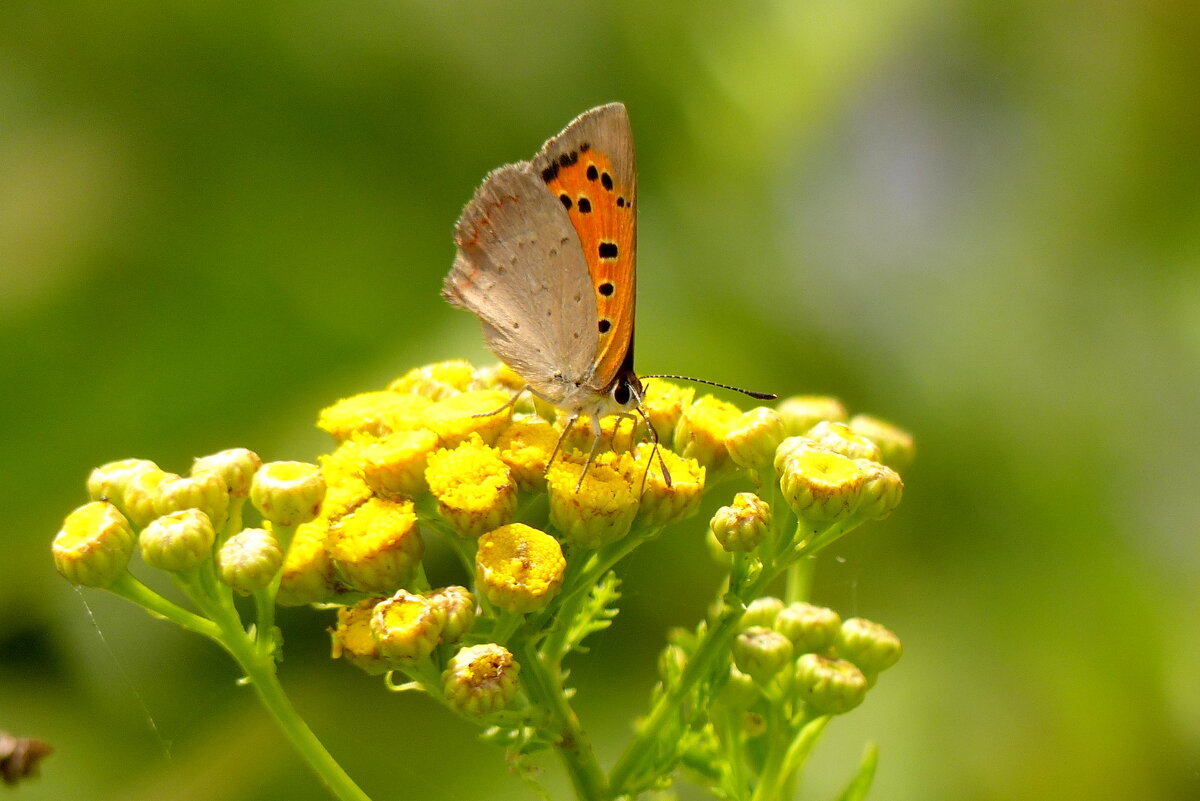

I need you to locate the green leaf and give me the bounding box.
[833,741,878,801]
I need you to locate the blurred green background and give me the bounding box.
[3,1,1197,799]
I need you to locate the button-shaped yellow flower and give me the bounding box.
[710,492,771,552]
[140,509,216,573]
[776,395,848,437]
[848,414,915,471]
[547,456,639,549]
[52,501,136,588]
[330,597,390,675]
[425,435,516,538]
[251,461,326,528]
[192,448,262,499]
[777,444,865,522]
[794,653,867,715]
[388,359,477,399]
[275,518,339,607]
[853,459,904,520]
[803,420,882,462]
[217,527,283,595]
[423,389,514,447]
[427,585,477,643]
[371,590,447,664]
[123,468,180,528]
[154,471,230,531]
[641,379,695,447]
[318,391,433,441]
[725,407,786,471]
[361,429,440,499]
[442,643,521,717]
[496,417,558,492]
[326,497,423,594]
[476,524,565,614]
[625,444,705,528]
[87,459,158,511]
[673,395,743,472]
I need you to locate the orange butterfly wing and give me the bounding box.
[532,104,637,391]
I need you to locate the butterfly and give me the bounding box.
[443,103,772,488]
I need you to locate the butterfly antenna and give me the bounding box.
[635,404,671,492]
[641,375,777,401]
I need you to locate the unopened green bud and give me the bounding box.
[140,509,216,572]
[778,445,865,521]
[710,492,772,552]
[848,414,915,471]
[740,596,785,630]
[719,666,761,710]
[192,448,262,498]
[371,590,446,664]
[443,643,521,717]
[217,528,283,594]
[427,585,476,643]
[52,501,136,587]
[794,654,867,715]
[725,407,786,470]
[658,643,688,683]
[733,626,794,685]
[123,468,180,528]
[251,461,326,527]
[154,471,230,531]
[853,460,904,520]
[804,420,882,462]
[776,396,847,436]
[774,602,842,654]
[87,459,158,511]
[837,618,902,679]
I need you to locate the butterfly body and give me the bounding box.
[444,103,645,437]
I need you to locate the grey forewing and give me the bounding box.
[444,164,598,400]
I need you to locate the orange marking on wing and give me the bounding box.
[545,150,636,387]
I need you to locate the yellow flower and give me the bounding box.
[641,379,695,446]
[848,414,915,471]
[191,448,262,499]
[625,444,705,528]
[330,597,390,675]
[673,395,743,472]
[559,413,639,458]
[425,435,517,538]
[52,501,136,588]
[724,406,786,471]
[316,475,374,523]
[794,654,867,715]
[803,420,882,462]
[317,391,433,441]
[778,445,865,522]
[251,461,326,528]
[709,492,771,552]
[423,389,514,447]
[326,497,424,594]
[154,471,230,532]
[361,429,440,499]
[472,362,525,392]
[388,359,477,399]
[371,590,447,664]
[775,395,848,436]
[475,524,566,614]
[320,435,375,489]
[276,518,339,607]
[87,458,158,511]
[140,509,216,573]
[853,459,903,520]
[122,468,180,528]
[443,643,521,717]
[547,454,639,548]
[427,585,477,643]
[495,416,558,492]
[216,527,283,595]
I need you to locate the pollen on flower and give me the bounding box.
[476,523,566,613]
[388,359,477,399]
[361,429,440,499]
[425,434,517,538]
[778,445,866,522]
[318,391,434,441]
[371,590,447,664]
[330,597,390,675]
[52,501,136,588]
[673,395,743,472]
[443,643,521,717]
[276,518,340,606]
[546,454,639,548]
[326,497,423,594]
[623,444,705,528]
[496,416,558,491]
[423,389,515,447]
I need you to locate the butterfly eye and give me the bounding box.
[611,381,633,408]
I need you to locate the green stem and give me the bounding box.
[750,714,828,801]
[107,573,222,639]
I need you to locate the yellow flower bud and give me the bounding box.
[276,519,339,607]
[427,585,476,643]
[251,461,326,527]
[326,497,423,594]
[123,468,180,528]
[330,598,390,675]
[710,492,772,552]
[443,643,521,717]
[546,456,639,549]
[740,596,785,629]
[317,391,433,441]
[476,524,565,614]
[778,445,865,522]
[794,654,867,715]
[371,590,446,664]
[140,509,216,572]
[192,448,262,499]
[776,395,847,436]
[217,528,283,595]
[853,459,903,520]
[52,501,136,588]
[495,417,558,492]
[641,380,694,446]
[673,395,742,472]
[775,603,842,654]
[361,429,440,499]
[86,459,158,511]
[725,407,786,470]
[848,414,915,471]
[154,471,230,531]
[732,626,794,685]
[803,421,882,462]
[425,435,517,538]
[837,617,902,679]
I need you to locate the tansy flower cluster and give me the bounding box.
[49,359,914,801]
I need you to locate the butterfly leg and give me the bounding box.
[470,385,529,419]
[545,411,580,482]
[574,414,606,492]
